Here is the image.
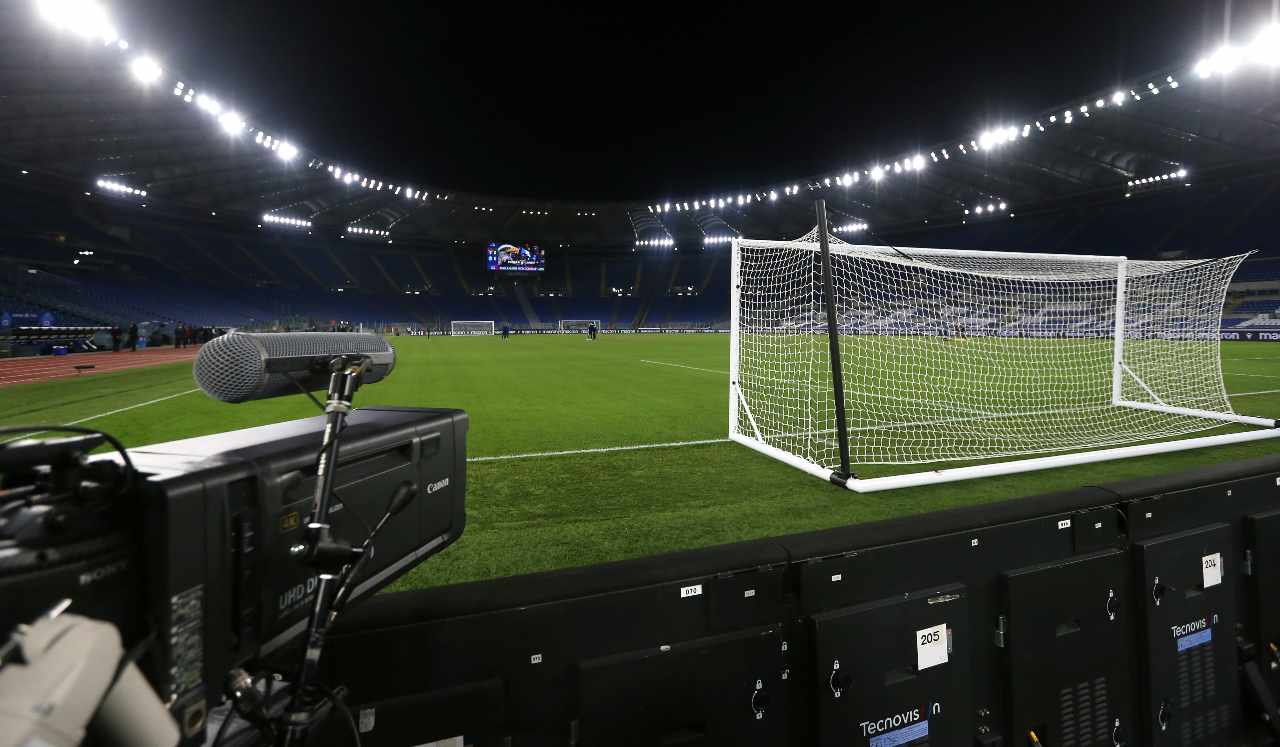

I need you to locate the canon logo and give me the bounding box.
[1171,618,1207,638]
[426,477,450,494]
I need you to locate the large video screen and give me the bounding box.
[487,243,545,272]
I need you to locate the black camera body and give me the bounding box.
[0,406,467,743]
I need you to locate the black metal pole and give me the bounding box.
[281,356,367,746]
[815,200,853,482]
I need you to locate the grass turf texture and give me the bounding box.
[2,335,1278,591]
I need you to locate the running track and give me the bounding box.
[0,347,199,387]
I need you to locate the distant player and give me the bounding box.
[502,324,510,340]
[587,322,598,341]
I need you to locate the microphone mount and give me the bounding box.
[281,354,374,746]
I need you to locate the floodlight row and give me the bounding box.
[1129,169,1188,188]
[262,213,311,228]
[95,178,146,197]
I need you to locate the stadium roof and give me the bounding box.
[0,2,1278,250]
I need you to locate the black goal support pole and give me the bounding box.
[815,200,854,482]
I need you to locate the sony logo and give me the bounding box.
[426,477,450,494]
[1171,618,1207,638]
[80,559,129,586]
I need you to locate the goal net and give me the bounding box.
[559,319,600,331]
[451,320,495,336]
[729,237,1277,491]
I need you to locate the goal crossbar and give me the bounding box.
[450,320,495,335]
[728,217,1279,493]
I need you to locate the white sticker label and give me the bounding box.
[916,624,948,671]
[530,653,543,664]
[680,584,702,598]
[1202,553,1223,588]
[743,588,756,598]
[1057,519,1072,530]
[831,573,843,582]
[358,708,375,734]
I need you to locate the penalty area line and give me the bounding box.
[469,437,730,463]
[639,359,728,375]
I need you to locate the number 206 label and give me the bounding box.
[916,624,948,671]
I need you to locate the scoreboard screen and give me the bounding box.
[487,243,545,272]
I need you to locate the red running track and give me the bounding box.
[0,346,200,387]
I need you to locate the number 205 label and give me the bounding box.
[916,624,948,671]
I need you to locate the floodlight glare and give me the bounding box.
[277,141,298,161]
[197,94,222,115]
[1251,25,1280,66]
[870,166,884,182]
[218,111,245,135]
[912,155,925,170]
[130,56,163,85]
[1112,91,1126,105]
[38,0,118,44]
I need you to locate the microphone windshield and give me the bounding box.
[194,332,395,403]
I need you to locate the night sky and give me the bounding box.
[112,1,1276,201]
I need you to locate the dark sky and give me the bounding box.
[112,1,1277,201]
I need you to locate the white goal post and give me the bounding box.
[729,228,1280,493]
[450,320,495,336]
[559,319,601,331]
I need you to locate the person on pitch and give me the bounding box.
[587,322,598,341]
[502,324,510,340]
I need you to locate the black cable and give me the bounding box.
[288,373,326,412]
[210,707,237,747]
[0,425,136,494]
[313,683,363,747]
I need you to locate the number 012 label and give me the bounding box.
[916,623,948,671]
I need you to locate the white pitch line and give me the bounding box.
[1224,372,1280,379]
[1230,388,1280,398]
[2,388,201,443]
[640,359,728,375]
[468,437,729,462]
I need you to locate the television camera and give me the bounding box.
[0,333,468,746]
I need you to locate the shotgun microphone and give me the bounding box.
[193,332,396,403]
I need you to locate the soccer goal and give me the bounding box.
[729,202,1280,493]
[450,320,495,336]
[559,319,600,332]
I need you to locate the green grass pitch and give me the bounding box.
[2,335,1278,590]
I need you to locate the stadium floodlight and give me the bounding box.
[729,235,1277,492]
[197,94,222,115]
[1251,25,1280,66]
[870,166,884,182]
[1112,91,1126,105]
[38,0,118,44]
[129,56,163,85]
[218,111,245,135]
[912,155,925,170]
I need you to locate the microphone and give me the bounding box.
[194,332,396,403]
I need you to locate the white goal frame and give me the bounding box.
[450,320,495,336]
[728,238,1280,493]
[559,319,601,331]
